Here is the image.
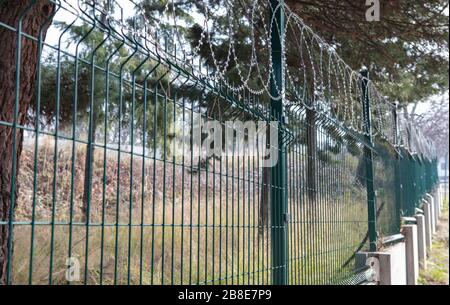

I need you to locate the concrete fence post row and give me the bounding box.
[356,187,443,285]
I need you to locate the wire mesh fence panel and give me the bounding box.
[285,111,370,285]
[373,139,401,237]
[0,0,441,285]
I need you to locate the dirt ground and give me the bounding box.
[419,201,449,285]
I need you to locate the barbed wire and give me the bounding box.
[33,0,437,157]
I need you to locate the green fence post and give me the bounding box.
[393,104,402,230]
[361,70,378,252]
[269,0,288,285]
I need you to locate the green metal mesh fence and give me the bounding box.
[0,0,440,285]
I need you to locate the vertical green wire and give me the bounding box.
[218,117,223,284]
[256,123,261,284]
[225,117,229,285]
[180,92,186,285]
[327,127,333,282]
[293,119,299,284]
[170,89,177,285]
[295,124,300,284]
[241,125,245,284]
[231,107,235,285]
[138,76,148,286]
[189,96,194,285]
[99,55,109,286]
[296,120,302,284]
[28,7,52,283]
[150,83,158,285]
[195,94,200,285]
[48,7,74,284]
[251,123,256,285]
[67,15,87,287]
[247,128,251,284]
[331,134,337,282]
[237,123,241,284]
[204,113,209,285]
[211,114,216,285]
[317,124,322,284]
[265,120,270,285]
[99,34,122,286]
[84,15,109,284]
[113,44,138,284]
[127,52,150,285]
[288,122,293,284]
[161,86,168,285]
[127,70,136,285]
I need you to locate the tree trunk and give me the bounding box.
[356,155,367,186]
[259,125,272,234]
[306,108,317,213]
[82,115,98,223]
[81,7,107,223]
[0,0,54,284]
[259,166,271,234]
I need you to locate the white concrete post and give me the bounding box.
[427,194,436,234]
[415,214,427,270]
[356,242,407,285]
[380,242,407,285]
[434,190,440,220]
[402,225,419,285]
[423,200,432,251]
[435,189,441,221]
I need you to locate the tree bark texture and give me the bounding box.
[0,0,54,284]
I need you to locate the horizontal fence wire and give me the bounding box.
[0,0,440,285]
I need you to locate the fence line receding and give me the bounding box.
[0,0,439,285]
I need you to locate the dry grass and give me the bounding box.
[419,196,449,285]
[9,136,369,285]
[12,137,271,285]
